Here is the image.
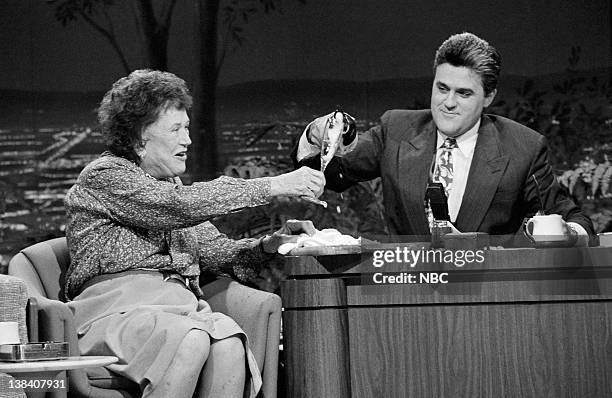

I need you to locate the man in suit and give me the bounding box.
[294,32,594,245]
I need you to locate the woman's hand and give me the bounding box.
[261,219,317,253]
[269,167,326,198]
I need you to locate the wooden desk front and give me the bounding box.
[281,246,612,398]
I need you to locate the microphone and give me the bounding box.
[426,182,450,221]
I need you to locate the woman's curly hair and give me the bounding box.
[97,69,193,164]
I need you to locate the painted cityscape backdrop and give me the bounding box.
[1,1,611,280]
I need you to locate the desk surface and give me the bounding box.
[284,245,612,274]
[0,356,118,373]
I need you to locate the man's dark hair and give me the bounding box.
[97,69,193,164]
[433,32,501,96]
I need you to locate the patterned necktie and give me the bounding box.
[433,137,458,196]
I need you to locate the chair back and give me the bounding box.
[8,239,140,397]
[8,237,69,301]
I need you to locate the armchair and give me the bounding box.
[8,237,281,398]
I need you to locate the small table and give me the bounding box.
[0,356,118,398]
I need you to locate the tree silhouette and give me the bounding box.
[49,0,177,72]
[193,0,305,179]
[48,0,305,178]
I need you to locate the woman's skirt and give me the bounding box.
[67,271,262,397]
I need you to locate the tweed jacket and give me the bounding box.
[64,154,272,299]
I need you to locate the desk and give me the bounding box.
[281,245,612,398]
[0,356,117,397]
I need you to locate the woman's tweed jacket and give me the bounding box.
[64,153,273,299]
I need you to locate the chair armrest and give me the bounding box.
[29,297,77,350]
[28,297,103,398]
[202,278,282,334]
[202,278,281,398]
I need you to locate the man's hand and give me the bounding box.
[305,110,357,155]
[261,220,317,253]
[563,221,587,247]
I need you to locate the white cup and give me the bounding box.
[525,214,566,242]
[0,321,20,345]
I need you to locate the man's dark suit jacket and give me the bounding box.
[296,109,594,242]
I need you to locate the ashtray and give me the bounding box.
[0,342,69,362]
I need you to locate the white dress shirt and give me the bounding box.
[435,121,588,243]
[434,120,480,223]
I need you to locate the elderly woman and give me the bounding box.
[64,69,324,398]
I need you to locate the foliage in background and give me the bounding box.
[49,0,177,72]
[489,46,611,168]
[487,46,612,235]
[217,49,612,292]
